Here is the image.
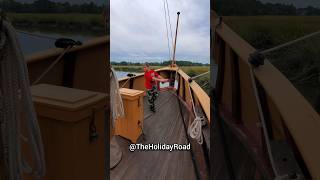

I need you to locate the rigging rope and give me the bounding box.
[162,0,172,61]
[189,71,210,80]
[247,30,319,179]
[248,65,279,176]
[174,92,201,180]
[120,77,131,88]
[16,30,57,41]
[260,29,320,55]
[164,0,174,52]
[32,45,73,85]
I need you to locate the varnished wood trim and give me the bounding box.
[212,11,320,179]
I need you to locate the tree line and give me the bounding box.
[2,0,105,14]
[213,0,320,16]
[111,61,209,66]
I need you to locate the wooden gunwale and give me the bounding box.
[26,36,109,64]
[118,66,210,122]
[213,11,320,179]
[23,35,210,178]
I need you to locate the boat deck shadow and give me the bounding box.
[110,90,197,180]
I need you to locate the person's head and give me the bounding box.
[143,63,150,72]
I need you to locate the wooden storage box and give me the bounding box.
[29,84,106,180]
[115,88,144,143]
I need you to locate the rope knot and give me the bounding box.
[188,116,205,144]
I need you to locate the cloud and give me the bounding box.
[111,0,210,63]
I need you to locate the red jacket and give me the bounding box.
[144,70,159,89]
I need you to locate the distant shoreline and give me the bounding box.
[8,13,106,34]
[113,65,210,94]
[112,65,209,76]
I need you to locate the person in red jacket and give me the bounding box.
[144,63,169,112]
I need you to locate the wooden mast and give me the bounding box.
[172,12,180,67]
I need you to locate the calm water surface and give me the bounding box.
[17,30,97,55]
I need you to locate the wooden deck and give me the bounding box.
[110,91,197,180]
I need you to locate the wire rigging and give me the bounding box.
[260,29,320,55]
[16,30,58,41]
[162,0,172,61]
[165,0,174,55]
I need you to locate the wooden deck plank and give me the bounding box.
[110,91,197,180]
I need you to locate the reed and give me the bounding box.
[7,13,105,33]
[223,16,320,49]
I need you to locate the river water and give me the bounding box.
[16,30,135,79]
[115,71,133,79]
[17,30,215,89]
[17,30,97,55]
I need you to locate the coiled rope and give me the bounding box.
[188,116,204,145]
[187,82,205,144]
[0,20,45,180]
[172,66,207,145]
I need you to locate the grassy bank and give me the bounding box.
[224,16,320,112]
[7,13,105,34]
[114,65,210,94]
[223,16,320,49]
[113,65,209,75]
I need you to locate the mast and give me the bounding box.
[172,12,180,66]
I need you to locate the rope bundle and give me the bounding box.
[0,21,45,180]
[110,68,125,126]
[188,116,204,145]
[186,82,205,145]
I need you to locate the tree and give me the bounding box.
[3,0,104,14]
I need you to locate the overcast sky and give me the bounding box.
[110,0,210,63]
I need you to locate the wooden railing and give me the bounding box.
[118,66,210,179]
[26,36,109,93]
[212,11,320,180]
[118,66,210,121]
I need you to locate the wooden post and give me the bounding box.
[172,12,180,67]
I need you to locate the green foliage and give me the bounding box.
[266,35,320,112]
[224,16,320,112]
[113,64,210,94]
[214,0,320,16]
[223,16,320,49]
[2,0,105,14]
[111,60,208,67]
[181,66,210,94]
[7,13,105,34]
